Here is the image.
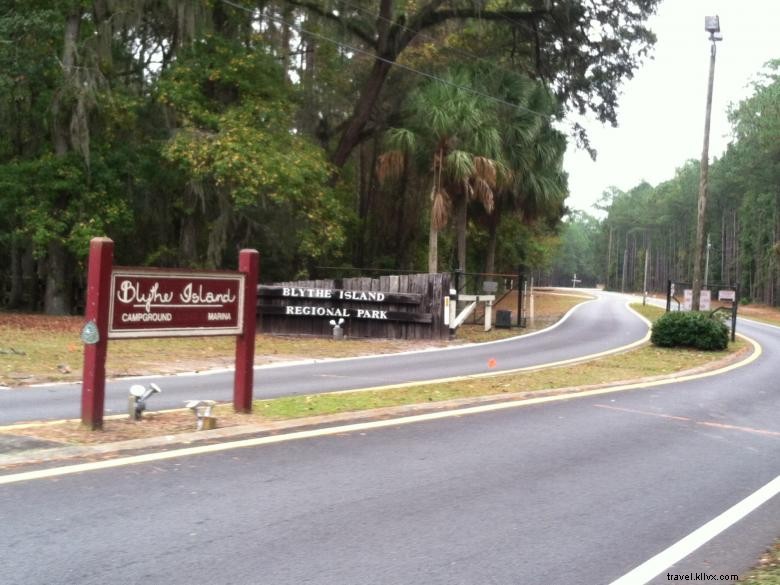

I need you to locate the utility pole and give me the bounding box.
[605,226,613,290]
[704,233,711,288]
[692,15,722,310]
[643,246,650,306]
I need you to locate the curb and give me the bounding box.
[0,332,758,471]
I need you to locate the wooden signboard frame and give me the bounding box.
[80,237,259,429]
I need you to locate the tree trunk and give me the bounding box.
[394,162,409,268]
[44,240,71,315]
[44,9,81,315]
[8,237,24,309]
[22,247,37,310]
[331,59,393,168]
[428,222,438,274]
[52,12,80,157]
[455,193,467,272]
[484,217,499,274]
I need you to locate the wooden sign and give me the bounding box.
[109,269,245,338]
[80,238,259,430]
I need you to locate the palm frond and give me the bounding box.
[472,177,495,213]
[385,127,418,153]
[376,150,406,183]
[445,150,475,182]
[473,156,497,187]
[431,188,451,231]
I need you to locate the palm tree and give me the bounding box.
[377,69,503,273]
[477,75,568,273]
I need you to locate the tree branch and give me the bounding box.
[283,0,377,48]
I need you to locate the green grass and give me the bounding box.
[248,339,746,420]
[0,313,446,386]
[742,541,780,584]
[629,302,665,323]
[0,293,590,386]
[7,300,749,445]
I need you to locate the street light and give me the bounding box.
[691,15,722,311]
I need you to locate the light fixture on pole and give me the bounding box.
[691,15,722,310]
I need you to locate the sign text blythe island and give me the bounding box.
[109,269,245,338]
[281,287,387,302]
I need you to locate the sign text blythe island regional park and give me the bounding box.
[281,287,390,319]
[108,269,245,338]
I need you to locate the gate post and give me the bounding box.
[81,237,114,430]
[234,249,260,413]
[517,264,526,327]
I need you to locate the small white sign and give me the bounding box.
[700,289,711,311]
[683,289,711,310]
[719,289,736,302]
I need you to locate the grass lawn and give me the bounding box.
[3,300,749,445]
[0,291,589,387]
[742,541,780,584]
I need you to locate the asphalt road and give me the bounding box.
[1,300,778,584]
[0,291,648,424]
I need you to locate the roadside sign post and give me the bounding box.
[234,249,259,413]
[80,237,259,429]
[81,238,114,430]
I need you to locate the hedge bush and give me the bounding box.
[650,311,729,351]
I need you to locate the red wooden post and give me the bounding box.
[81,237,114,429]
[234,249,259,413]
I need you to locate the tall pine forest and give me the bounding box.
[550,61,780,306]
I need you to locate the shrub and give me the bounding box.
[651,311,729,351]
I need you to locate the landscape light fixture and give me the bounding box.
[691,15,723,311]
[704,15,720,34]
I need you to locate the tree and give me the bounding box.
[158,34,347,272]
[279,0,660,168]
[378,68,502,272]
[479,73,567,273]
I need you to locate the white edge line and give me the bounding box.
[23,293,599,388]
[607,475,780,585]
[0,328,761,485]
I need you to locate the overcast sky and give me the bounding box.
[563,0,780,215]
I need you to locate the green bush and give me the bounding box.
[651,311,729,351]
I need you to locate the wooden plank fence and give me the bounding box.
[258,273,450,339]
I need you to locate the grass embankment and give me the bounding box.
[0,292,586,387]
[249,302,743,420]
[742,541,780,584]
[0,300,748,446]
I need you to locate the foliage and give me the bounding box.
[0,1,660,313]
[549,211,601,286]
[590,60,780,305]
[650,311,729,351]
[158,36,346,269]
[0,152,131,258]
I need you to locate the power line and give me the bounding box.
[220,0,550,118]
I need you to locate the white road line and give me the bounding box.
[608,475,780,585]
[23,293,599,388]
[0,332,761,485]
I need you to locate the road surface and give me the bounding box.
[0,291,647,424]
[1,293,778,584]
